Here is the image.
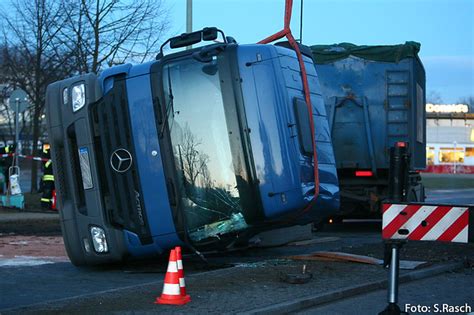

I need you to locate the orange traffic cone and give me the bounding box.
[175,246,191,303]
[155,249,190,305]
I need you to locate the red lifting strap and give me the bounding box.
[258,0,320,208]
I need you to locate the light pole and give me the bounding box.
[186,0,192,50]
[299,0,304,43]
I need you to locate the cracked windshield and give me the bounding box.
[162,58,248,242]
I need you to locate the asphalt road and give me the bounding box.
[298,271,474,315]
[0,187,473,313]
[0,222,382,312]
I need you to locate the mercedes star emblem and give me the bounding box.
[110,148,133,173]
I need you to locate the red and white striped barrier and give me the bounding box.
[0,153,49,162]
[16,154,49,162]
[381,202,472,313]
[382,203,472,244]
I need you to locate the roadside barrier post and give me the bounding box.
[380,241,406,315]
[380,202,473,315]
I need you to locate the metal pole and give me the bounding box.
[186,0,192,50]
[379,242,404,315]
[387,244,399,304]
[15,99,19,167]
[299,0,303,43]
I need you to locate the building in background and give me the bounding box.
[426,103,474,173]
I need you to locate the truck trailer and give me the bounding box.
[45,28,340,266]
[311,42,426,217]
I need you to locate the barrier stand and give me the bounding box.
[379,241,407,315]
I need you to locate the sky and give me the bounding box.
[167,0,474,103]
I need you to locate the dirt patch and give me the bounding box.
[0,208,61,236]
[0,235,67,258]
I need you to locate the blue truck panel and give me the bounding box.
[311,44,426,216]
[125,72,182,253]
[237,45,339,220]
[315,56,426,171]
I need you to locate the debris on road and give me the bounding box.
[0,255,68,267]
[287,236,340,246]
[287,251,429,270]
[279,264,313,284]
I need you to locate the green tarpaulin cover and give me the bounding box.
[310,41,421,64]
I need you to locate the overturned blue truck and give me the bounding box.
[46,28,426,265]
[45,28,340,266]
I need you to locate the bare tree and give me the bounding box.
[61,0,169,74]
[457,96,474,111]
[427,90,443,104]
[180,126,210,188]
[0,83,15,142]
[1,0,74,192]
[1,0,170,193]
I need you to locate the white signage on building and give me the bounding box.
[426,103,469,113]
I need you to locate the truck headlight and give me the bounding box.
[90,226,108,253]
[71,83,85,112]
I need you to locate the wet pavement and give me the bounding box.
[297,271,474,315]
[1,221,473,314]
[0,186,473,313]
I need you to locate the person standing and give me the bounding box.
[0,144,15,194]
[40,146,55,209]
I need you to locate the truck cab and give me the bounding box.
[46,28,339,266]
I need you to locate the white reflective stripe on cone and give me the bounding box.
[167,261,178,273]
[179,278,185,287]
[177,260,183,269]
[162,283,181,295]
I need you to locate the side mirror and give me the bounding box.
[202,27,218,41]
[170,31,202,49]
[158,27,232,59]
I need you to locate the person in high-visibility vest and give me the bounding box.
[0,144,15,194]
[41,146,55,209]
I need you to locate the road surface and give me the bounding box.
[0,187,472,313]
